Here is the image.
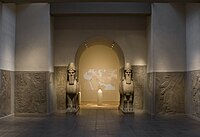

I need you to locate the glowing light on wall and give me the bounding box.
[83,69,117,91]
[132,57,146,66]
[79,44,120,102]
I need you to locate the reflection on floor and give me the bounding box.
[80,102,119,109]
[0,109,200,137]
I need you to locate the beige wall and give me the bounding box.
[79,44,120,102]
[147,3,186,73]
[54,15,147,66]
[186,3,200,71]
[0,4,16,71]
[0,3,16,116]
[54,15,147,104]
[15,3,53,72]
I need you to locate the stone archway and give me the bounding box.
[75,37,124,68]
[75,37,125,106]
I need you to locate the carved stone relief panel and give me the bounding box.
[15,72,47,113]
[155,72,185,114]
[191,70,200,118]
[132,66,146,109]
[0,70,11,117]
[54,67,67,110]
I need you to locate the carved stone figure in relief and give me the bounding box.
[158,73,184,114]
[15,72,47,113]
[159,78,172,113]
[192,74,200,117]
[0,71,11,116]
[66,62,79,113]
[119,63,134,113]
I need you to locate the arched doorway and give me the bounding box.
[75,37,124,107]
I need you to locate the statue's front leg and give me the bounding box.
[72,93,77,108]
[126,95,130,111]
[75,93,79,108]
[129,94,133,111]
[123,95,127,111]
[67,95,72,108]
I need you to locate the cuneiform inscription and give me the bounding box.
[15,72,47,113]
[0,70,11,117]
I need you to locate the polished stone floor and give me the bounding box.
[0,109,200,137]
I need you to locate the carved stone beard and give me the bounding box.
[68,70,75,85]
[125,70,132,84]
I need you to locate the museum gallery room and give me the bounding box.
[1,0,200,137]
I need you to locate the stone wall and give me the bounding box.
[155,72,185,114]
[48,72,55,113]
[132,66,146,109]
[15,71,49,114]
[145,73,154,115]
[188,70,200,118]
[0,70,11,117]
[145,72,185,115]
[186,4,200,119]
[54,66,67,111]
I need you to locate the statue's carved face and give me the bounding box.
[68,69,75,85]
[125,69,132,84]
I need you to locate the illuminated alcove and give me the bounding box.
[75,38,125,105]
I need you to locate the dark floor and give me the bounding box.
[0,109,200,137]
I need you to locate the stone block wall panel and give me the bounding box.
[155,72,185,114]
[48,72,55,113]
[190,70,200,118]
[0,70,11,117]
[54,66,67,111]
[145,73,154,115]
[15,71,48,114]
[132,66,146,109]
